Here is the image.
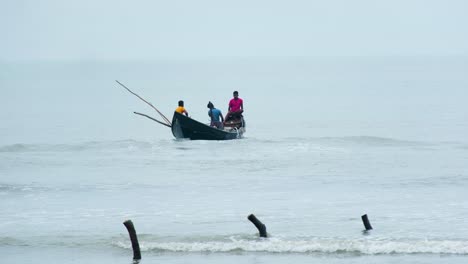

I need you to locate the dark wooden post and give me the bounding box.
[123,220,142,260]
[248,214,267,238]
[361,214,373,231]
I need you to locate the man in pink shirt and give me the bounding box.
[225,91,244,122]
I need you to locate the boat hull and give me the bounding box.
[171,112,245,140]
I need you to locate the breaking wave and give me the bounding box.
[4,234,468,255]
[114,236,468,255]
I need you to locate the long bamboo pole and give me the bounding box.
[134,112,171,128]
[116,80,172,126]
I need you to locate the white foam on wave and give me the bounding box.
[116,237,468,255]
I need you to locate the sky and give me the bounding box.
[1,0,468,60]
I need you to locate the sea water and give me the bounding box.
[1,57,467,263]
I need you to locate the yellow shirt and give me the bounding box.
[175,106,186,113]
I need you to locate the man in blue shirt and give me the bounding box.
[207,101,224,129]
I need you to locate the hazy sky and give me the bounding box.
[1,0,468,60]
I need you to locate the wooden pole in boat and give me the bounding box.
[116,80,172,126]
[134,112,171,128]
[123,220,142,260]
[361,214,373,231]
[247,214,267,238]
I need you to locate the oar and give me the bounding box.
[133,112,171,128]
[116,80,172,126]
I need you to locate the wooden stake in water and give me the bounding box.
[248,214,268,237]
[361,214,373,231]
[123,220,142,260]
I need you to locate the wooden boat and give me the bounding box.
[171,111,245,140]
[116,80,245,140]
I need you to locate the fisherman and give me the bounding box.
[207,101,224,129]
[175,100,189,116]
[225,91,243,122]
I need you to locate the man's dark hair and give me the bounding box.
[233,91,239,95]
[207,101,214,109]
[178,100,184,106]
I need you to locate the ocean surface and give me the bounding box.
[1,57,468,263]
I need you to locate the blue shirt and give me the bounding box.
[208,108,223,122]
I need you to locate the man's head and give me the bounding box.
[178,100,184,107]
[207,101,214,109]
[233,91,239,98]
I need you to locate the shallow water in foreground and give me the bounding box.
[1,136,467,263]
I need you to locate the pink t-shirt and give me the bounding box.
[229,98,243,112]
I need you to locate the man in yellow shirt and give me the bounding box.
[175,100,189,116]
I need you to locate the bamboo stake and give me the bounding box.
[248,214,268,238]
[361,214,373,231]
[123,220,141,260]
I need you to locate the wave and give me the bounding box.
[0,137,465,153]
[3,234,468,255]
[0,235,109,248]
[289,136,432,147]
[457,144,468,150]
[114,236,468,255]
[246,136,440,151]
[0,183,64,194]
[0,184,38,193]
[0,237,30,247]
[0,139,155,153]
